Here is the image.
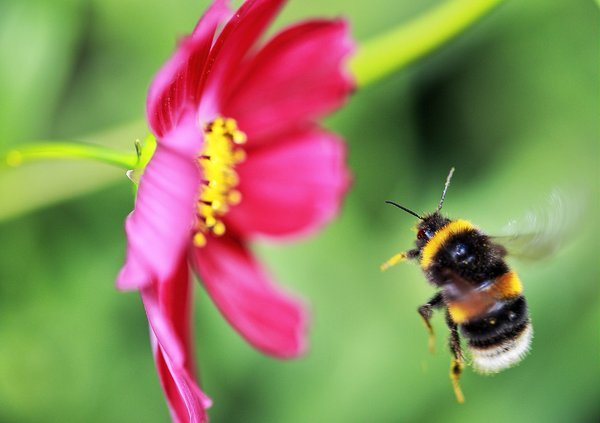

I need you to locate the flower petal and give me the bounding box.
[147,0,231,137]
[222,18,354,143]
[153,341,211,423]
[198,0,285,118]
[142,259,211,423]
[226,127,350,239]
[141,282,184,367]
[117,117,202,290]
[191,236,308,358]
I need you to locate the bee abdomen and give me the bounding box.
[468,322,533,374]
[460,296,532,374]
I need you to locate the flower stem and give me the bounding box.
[350,0,504,87]
[1,140,149,170]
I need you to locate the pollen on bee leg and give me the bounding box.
[417,303,437,354]
[417,324,436,354]
[449,358,466,404]
[380,252,408,271]
[428,333,436,354]
[419,318,436,353]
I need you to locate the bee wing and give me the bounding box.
[491,233,557,261]
[491,189,586,261]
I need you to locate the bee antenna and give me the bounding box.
[437,167,455,212]
[385,201,423,220]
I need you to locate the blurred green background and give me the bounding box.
[0,0,598,422]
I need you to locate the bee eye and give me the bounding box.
[417,229,434,240]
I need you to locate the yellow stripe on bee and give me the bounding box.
[420,220,476,269]
[492,271,523,298]
[447,304,470,324]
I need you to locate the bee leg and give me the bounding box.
[445,311,466,404]
[380,248,419,271]
[417,292,443,353]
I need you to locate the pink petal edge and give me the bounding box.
[147,0,231,137]
[198,0,286,118]
[223,18,355,143]
[191,235,309,358]
[153,335,212,423]
[117,115,202,290]
[143,259,211,422]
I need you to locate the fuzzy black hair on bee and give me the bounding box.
[381,168,532,403]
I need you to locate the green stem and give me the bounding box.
[350,0,504,87]
[1,141,145,170]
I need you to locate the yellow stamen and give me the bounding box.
[228,190,242,205]
[213,221,226,236]
[193,117,246,245]
[193,233,207,247]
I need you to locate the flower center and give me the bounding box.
[193,117,247,247]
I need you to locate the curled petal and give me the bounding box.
[117,116,202,290]
[226,127,350,239]
[222,18,355,143]
[141,283,185,367]
[147,0,231,137]
[191,236,308,358]
[199,0,285,118]
[153,342,211,423]
[142,259,211,423]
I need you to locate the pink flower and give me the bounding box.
[117,0,353,420]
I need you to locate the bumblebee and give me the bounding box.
[381,168,533,403]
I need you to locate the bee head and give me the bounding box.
[415,212,451,248]
[385,167,456,248]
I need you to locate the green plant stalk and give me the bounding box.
[1,142,139,169]
[350,0,504,87]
